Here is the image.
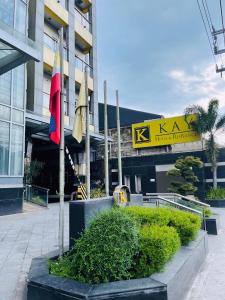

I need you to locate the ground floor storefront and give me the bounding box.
[93,148,225,199]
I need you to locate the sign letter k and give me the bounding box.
[136,128,148,142]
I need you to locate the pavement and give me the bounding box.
[0,203,225,300]
[0,202,69,300]
[185,207,225,300]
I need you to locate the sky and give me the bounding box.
[96,0,225,118]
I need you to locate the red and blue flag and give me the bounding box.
[49,50,61,144]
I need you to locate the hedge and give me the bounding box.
[134,225,181,277]
[123,206,201,245]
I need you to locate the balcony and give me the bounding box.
[75,55,93,78]
[44,0,68,26]
[43,46,69,76]
[75,0,92,13]
[44,32,68,61]
[75,8,92,53]
[74,7,92,33]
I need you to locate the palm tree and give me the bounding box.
[185,99,225,188]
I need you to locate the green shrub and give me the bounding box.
[133,225,180,278]
[207,187,225,200]
[123,206,171,227]
[123,206,201,246]
[66,209,139,283]
[203,207,212,217]
[168,210,201,245]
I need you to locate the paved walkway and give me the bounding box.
[0,203,225,300]
[0,203,69,300]
[186,207,225,300]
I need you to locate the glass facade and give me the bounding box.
[0,0,27,178]
[0,0,27,34]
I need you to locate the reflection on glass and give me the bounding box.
[0,121,9,175]
[13,65,25,109]
[10,125,23,176]
[12,109,24,124]
[0,71,11,105]
[15,0,26,34]
[0,105,10,121]
[0,0,14,27]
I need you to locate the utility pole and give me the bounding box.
[104,80,109,196]
[59,26,65,257]
[116,90,122,186]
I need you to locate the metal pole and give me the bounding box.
[85,66,90,198]
[104,81,109,196]
[116,90,122,186]
[59,26,65,256]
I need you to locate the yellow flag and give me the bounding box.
[72,74,86,143]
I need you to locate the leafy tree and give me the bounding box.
[167,156,203,195]
[185,99,225,188]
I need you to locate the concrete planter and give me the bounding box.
[69,195,143,248]
[205,199,225,207]
[27,231,208,300]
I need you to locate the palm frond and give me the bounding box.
[216,114,225,130]
[207,99,219,131]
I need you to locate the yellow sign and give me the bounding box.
[132,114,200,148]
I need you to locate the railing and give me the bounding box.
[24,185,49,207]
[74,7,92,33]
[146,193,210,209]
[144,192,210,229]
[144,195,203,215]
[75,55,93,77]
[43,32,68,61]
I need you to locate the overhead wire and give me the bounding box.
[197,0,217,64]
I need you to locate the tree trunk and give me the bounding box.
[213,165,217,189]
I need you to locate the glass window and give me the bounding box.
[0,71,11,105]
[15,0,27,34]
[12,109,24,124]
[0,121,9,175]
[13,65,25,109]
[0,0,15,27]
[0,105,10,121]
[10,125,23,176]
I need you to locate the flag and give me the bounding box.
[72,73,86,143]
[49,49,61,145]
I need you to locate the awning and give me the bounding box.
[0,20,40,75]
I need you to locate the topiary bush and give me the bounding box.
[168,210,201,245]
[133,225,181,278]
[67,209,139,284]
[123,206,201,246]
[123,206,171,227]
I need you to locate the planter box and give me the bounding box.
[205,199,225,207]
[69,197,114,248]
[202,215,220,235]
[69,195,144,248]
[27,231,208,300]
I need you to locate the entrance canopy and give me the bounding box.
[0,21,40,75]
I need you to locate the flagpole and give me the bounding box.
[104,80,109,196]
[85,66,90,199]
[59,26,65,256]
[116,90,122,186]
